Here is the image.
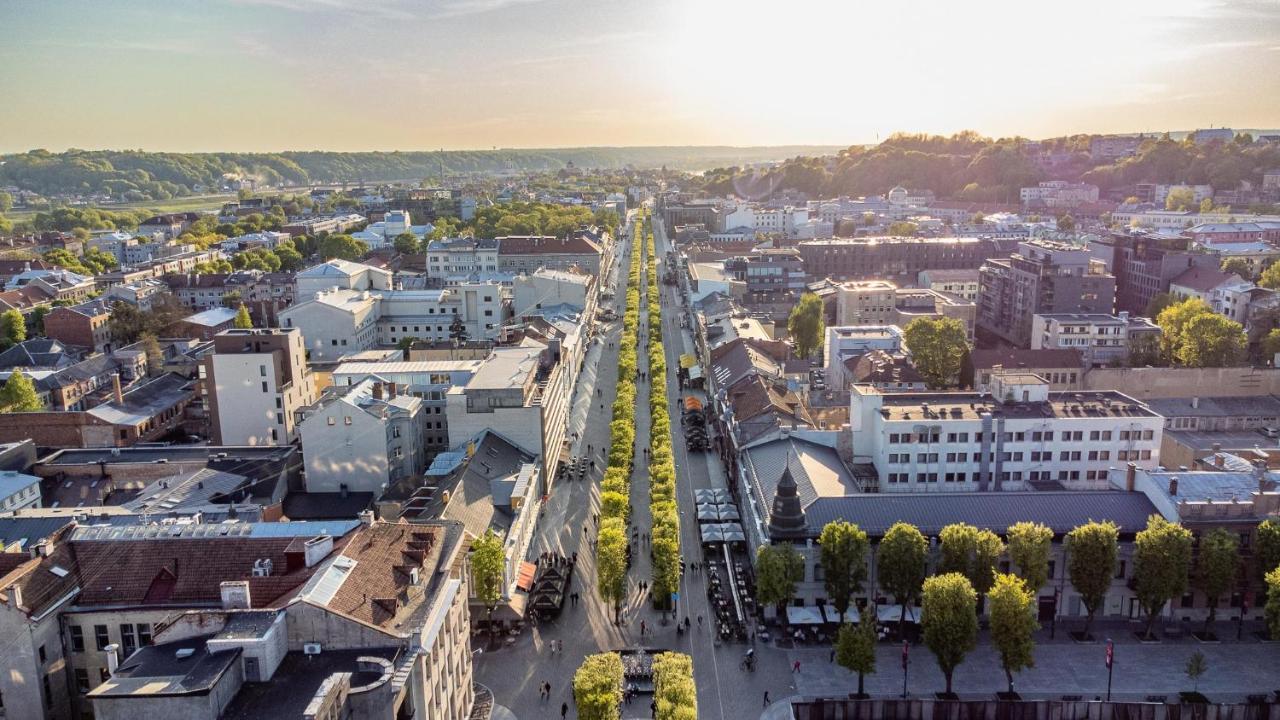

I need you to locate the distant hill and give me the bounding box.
[0,146,841,201]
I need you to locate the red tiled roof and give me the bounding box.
[325,521,443,629]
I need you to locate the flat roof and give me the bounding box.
[466,347,541,390]
[870,390,1156,422]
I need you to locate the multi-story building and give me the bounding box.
[823,325,905,390]
[1089,232,1220,314]
[426,237,500,280]
[496,233,605,275]
[1031,312,1161,366]
[798,236,1017,282]
[1168,266,1255,322]
[163,270,295,326]
[136,212,199,239]
[5,268,96,303]
[331,359,484,454]
[917,268,980,301]
[968,348,1085,392]
[446,344,572,487]
[978,240,1116,347]
[1019,181,1100,208]
[280,213,366,238]
[101,278,168,311]
[202,328,317,446]
[294,259,393,302]
[1090,135,1143,160]
[723,248,806,305]
[0,470,41,513]
[834,280,977,338]
[512,267,593,317]
[849,374,1164,492]
[42,300,114,353]
[297,376,427,493]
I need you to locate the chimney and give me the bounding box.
[1212,442,1221,454]
[220,580,251,610]
[388,382,396,400]
[372,382,383,400]
[1255,459,1268,493]
[303,535,334,567]
[111,373,124,404]
[1168,476,1178,496]
[1191,397,1199,410]
[105,644,120,674]
[1125,462,1137,492]
[7,585,22,610]
[358,509,375,527]
[1215,454,1225,468]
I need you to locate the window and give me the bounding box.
[120,624,137,657]
[327,417,335,425]
[95,625,110,651]
[100,667,110,683]
[38,644,46,664]
[70,625,84,652]
[261,381,268,393]
[138,623,152,646]
[75,669,90,694]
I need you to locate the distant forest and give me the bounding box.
[0,146,839,201]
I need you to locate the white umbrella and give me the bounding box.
[877,604,920,624]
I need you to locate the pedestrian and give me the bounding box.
[651,700,657,718]
[561,702,569,719]
[697,615,702,627]
[829,649,835,663]
[640,620,646,635]
[763,691,771,707]
[684,616,690,629]
[793,660,801,673]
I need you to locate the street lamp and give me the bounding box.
[901,640,910,699]
[1104,638,1114,702]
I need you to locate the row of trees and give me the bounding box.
[573,652,624,720]
[644,219,682,611]
[652,652,697,720]
[595,214,645,624]
[759,517,1280,695]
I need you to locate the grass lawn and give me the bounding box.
[4,192,254,223]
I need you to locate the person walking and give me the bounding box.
[561,702,569,719]
[793,660,802,673]
[640,620,646,636]
[763,691,771,707]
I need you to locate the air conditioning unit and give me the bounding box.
[303,643,322,655]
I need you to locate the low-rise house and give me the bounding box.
[0,338,78,371]
[967,348,1085,392]
[0,470,41,513]
[1169,266,1253,321]
[102,278,168,311]
[176,306,240,340]
[1031,312,1161,367]
[5,268,96,303]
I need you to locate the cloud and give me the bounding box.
[227,0,548,20]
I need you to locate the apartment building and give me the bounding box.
[823,325,905,390]
[42,300,114,353]
[723,248,806,304]
[202,328,317,446]
[294,258,393,302]
[834,279,977,338]
[163,271,295,325]
[101,278,168,311]
[280,213,365,237]
[1168,266,1256,323]
[849,374,1163,492]
[426,237,500,280]
[1089,232,1220,314]
[331,359,483,454]
[798,236,1017,282]
[297,377,427,493]
[496,233,605,275]
[1031,312,1161,366]
[978,240,1116,347]
[917,268,980,300]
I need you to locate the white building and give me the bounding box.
[849,374,1164,492]
[295,259,394,302]
[823,325,905,390]
[426,237,500,280]
[720,204,810,237]
[279,289,380,363]
[297,376,428,494]
[0,470,41,514]
[512,268,592,317]
[917,268,980,301]
[1153,184,1214,206]
[1031,312,1161,367]
[203,328,318,446]
[332,359,484,452]
[1168,267,1255,323]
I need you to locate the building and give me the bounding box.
[978,240,1116,347]
[1090,232,1220,314]
[512,267,593,317]
[849,374,1163,493]
[42,300,114,353]
[822,326,905,390]
[1090,135,1143,160]
[5,268,96,303]
[202,328,318,446]
[723,248,806,305]
[1019,181,1100,208]
[1193,237,1280,279]
[446,344,572,486]
[331,359,483,454]
[1147,394,1280,469]
[163,271,295,326]
[917,268,980,301]
[967,348,1085,392]
[294,259,393,302]
[496,233,605,276]
[176,306,240,340]
[1168,266,1255,322]
[834,280,977,339]
[798,237,1018,283]
[425,237,500,280]
[102,278,168,311]
[298,376,427,494]
[0,470,41,513]
[687,261,743,303]
[136,212,200,239]
[1031,312,1161,366]
[280,213,365,238]
[1191,128,1235,145]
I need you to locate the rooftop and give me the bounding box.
[182,307,239,327]
[1145,395,1280,419]
[465,347,542,391]
[220,648,400,719]
[969,347,1084,370]
[88,635,240,698]
[871,389,1156,422]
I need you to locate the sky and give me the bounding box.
[1,0,1278,153]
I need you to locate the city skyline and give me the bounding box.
[2,0,1279,153]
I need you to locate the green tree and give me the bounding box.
[0,191,13,213]
[0,371,42,412]
[317,233,368,261]
[819,520,869,620]
[888,221,918,236]
[1165,187,1196,211]
[1262,329,1280,364]
[233,304,253,329]
[140,333,164,377]
[1221,257,1253,280]
[652,652,696,720]
[29,306,49,336]
[922,573,978,695]
[273,240,305,271]
[1185,651,1208,692]
[834,608,877,697]
[1261,261,1280,290]
[755,543,804,616]
[1266,566,1280,640]
[573,652,623,720]
[1127,332,1164,367]
[1055,214,1076,233]
[988,573,1037,694]
[1133,515,1193,639]
[392,232,420,255]
[939,523,1004,596]
[1007,522,1053,594]
[1145,292,1176,318]
[470,529,505,645]
[0,309,26,347]
[597,518,627,625]
[903,316,969,389]
[1259,519,1280,577]
[1194,528,1239,634]
[787,292,825,359]
[1177,313,1246,367]
[878,522,929,636]
[449,315,469,343]
[1067,521,1118,638]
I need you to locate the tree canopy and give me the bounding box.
[1007,522,1053,593]
[787,293,825,360]
[0,371,42,412]
[878,522,929,633]
[988,573,1038,694]
[939,523,1004,596]
[1156,297,1246,367]
[756,543,804,612]
[834,608,878,696]
[1194,528,1239,633]
[903,317,969,389]
[1067,521,1118,638]
[922,573,979,696]
[818,520,869,619]
[573,652,623,720]
[1132,515,1193,639]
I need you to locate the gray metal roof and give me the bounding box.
[801,491,1158,539]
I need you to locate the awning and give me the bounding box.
[877,604,920,624]
[679,354,697,369]
[787,606,826,625]
[490,592,528,621]
[683,396,703,411]
[688,366,704,380]
[515,561,537,592]
[823,607,860,624]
